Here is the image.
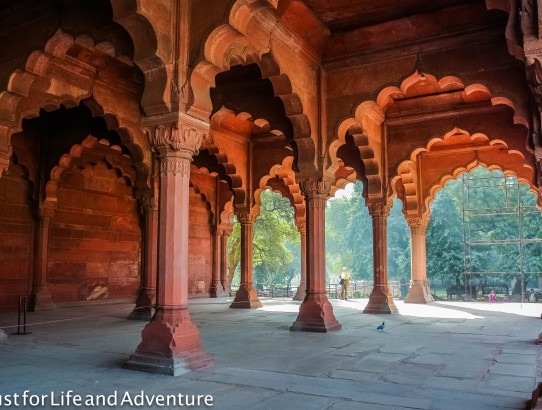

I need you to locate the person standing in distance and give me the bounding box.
[339,267,352,300]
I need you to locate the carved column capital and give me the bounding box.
[297,222,307,234]
[138,193,157,216]
[38,203,55,220]
[367,200,393,219]
[299,178,332,199]
[145,113,209,154]
[236,211,258,224]
[406,215,430,232]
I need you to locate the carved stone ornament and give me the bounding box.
[520,0,537,39]
[530,58,542,111]
[38,203,55,220]
[138,194,156,215]
[145,113,209,154]
[299,178,332,198]
[406,215,430,231]
[367,200,393,218]
[236,211,257,224]
[159,155,191,177]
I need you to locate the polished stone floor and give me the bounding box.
[0,298,541,409]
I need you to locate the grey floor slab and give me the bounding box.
[0,298,540,410]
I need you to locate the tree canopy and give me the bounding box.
[227,167,542,292]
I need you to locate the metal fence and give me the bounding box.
[231,281,402,299]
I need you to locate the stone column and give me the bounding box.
[405,216,434,304]
[29,203,56,311]
[125,115,212,376]
[230,212,262,308]
[363,201,398,314]
[128,194,159,320]
[221,228,232,296]
[291,179,341,332]
[210,227,228,297]
[292,223,307,301]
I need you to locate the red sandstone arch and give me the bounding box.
[391,127,535,218]
[188,3,316,175]
[253,156,305,225]
[108,0,168,114]
[0,30,152,186]
[45,136,137,208]
[484,0,524,61]
[332,70,530,201]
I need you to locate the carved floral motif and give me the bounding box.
[236,211,257,224]
[367,201,393,218]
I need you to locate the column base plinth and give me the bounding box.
[230,284,262,308]
[291,292,341,332]
[223,282,232,297]
[363,288,398,314]
[28,286,56,311]
[124,307,212,376]
[404,280,434,304]
[292,282,306,301]
[210,281,229,298]
[128,288,155,321]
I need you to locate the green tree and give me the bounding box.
[227,189,300,287]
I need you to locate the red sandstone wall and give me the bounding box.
[47,161,141,303]
[188,187,213,296]
[0,165,33,310]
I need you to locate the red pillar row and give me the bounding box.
[292,224,307,301]
[291,179,341,332]
[125,116,212,376]
[129,195,159,320]
[230,211,262,308]
[363,201,398,314]
[404,216,434,304]
[29,203,56,311]
[210,227,229,297]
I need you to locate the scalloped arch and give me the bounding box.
[0,30,151,188]
[425,160,537,214]
[188,2,315,175]
[45,135,136,206]
[333,70,530,201]
[252,156,305,224]
[391,127,535,218]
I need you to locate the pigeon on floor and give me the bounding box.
[377,321,385,331]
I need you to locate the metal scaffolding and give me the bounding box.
[461,171,542,302]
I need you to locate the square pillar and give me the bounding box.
[363,201,398,314]
[221,228,232,296]
[29,203,56,311]
[404,216,434,304]
[291,179,341,332]
[128,194,159,320]
[125,116,212,376]
[210,227,229,297]
[292,223,307,301]
[230,212,262,308]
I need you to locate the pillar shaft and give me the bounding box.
[230,212,262,308]
[291,179,341,332]
[29,204,56,311]
[221,230,232,296]
[125,116,212,376]
[404,217,434,304]
[293,225,307,301]
[210,227,228,297]
[129,196,158,320]
[364,201,398,314]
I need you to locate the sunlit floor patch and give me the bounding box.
[396,301,484,319]
[438,301,542,317]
